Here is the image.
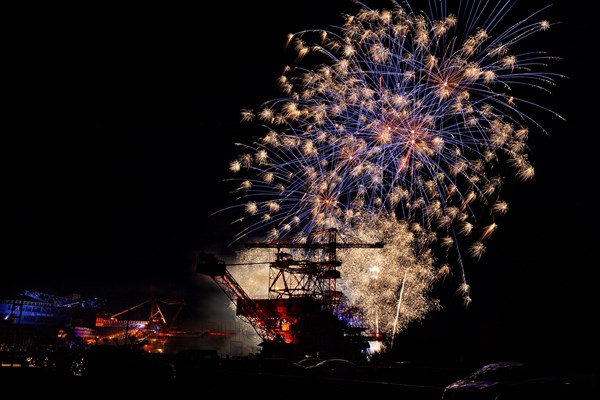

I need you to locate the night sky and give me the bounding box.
[2,1,596,365]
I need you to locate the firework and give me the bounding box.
[337,213,441,338]
[220,0,564,335]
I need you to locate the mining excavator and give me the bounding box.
[197,228,384,361]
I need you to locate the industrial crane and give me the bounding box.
[96,297,185,332]
[93,297,186,350]
[197,228,384,361]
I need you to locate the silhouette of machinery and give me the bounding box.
[94,297,186,348]
[20,290,103,309]
[197,228,384,360]
[98,297,185,332]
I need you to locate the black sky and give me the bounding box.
[2,1,596,364]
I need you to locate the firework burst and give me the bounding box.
[219,0,564,335]
[337,213,441,338]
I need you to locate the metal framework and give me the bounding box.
[20,290,102,308]
[197,228,384,359]
[246,228,384,309]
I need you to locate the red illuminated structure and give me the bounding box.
[197,228,384,361]
[94,297,186,351]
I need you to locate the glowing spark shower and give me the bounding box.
[337,214,441,338]
[217,0,564,338]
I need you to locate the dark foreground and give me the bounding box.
[2,362,597,400]
[0,366,446,399]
